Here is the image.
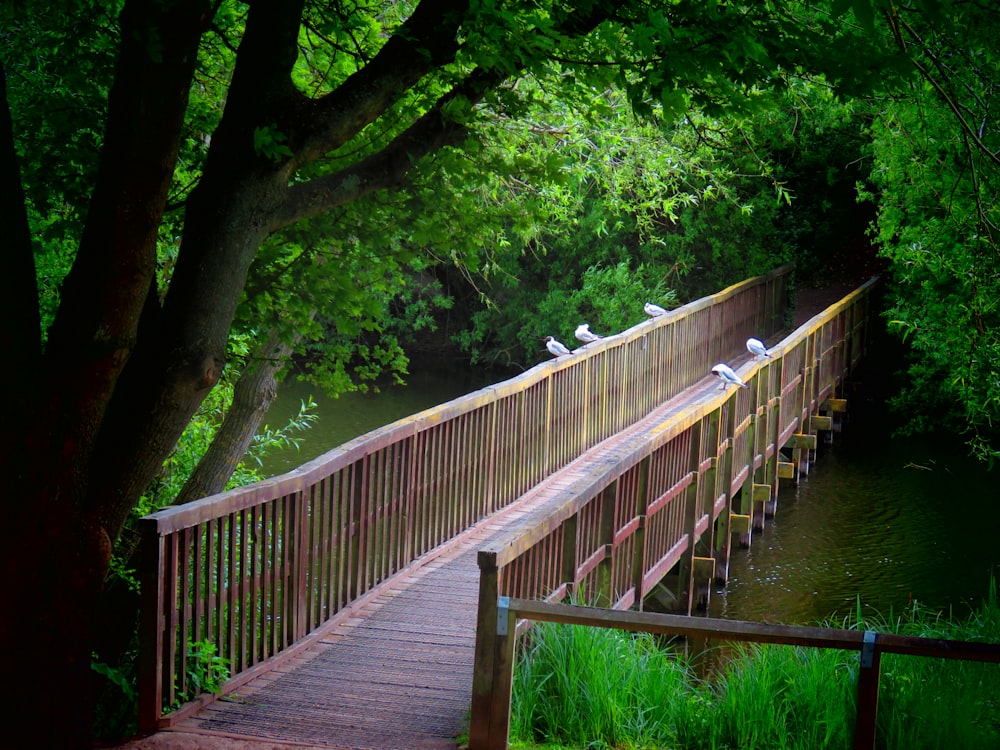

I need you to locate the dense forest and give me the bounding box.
[1,1,997,747]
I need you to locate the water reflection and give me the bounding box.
[257,367,506,477]
[708,405,1000,625]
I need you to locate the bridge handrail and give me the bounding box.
[137,263,792,728]
[142,263,791,532]
[482,275,879,571]
[469,276,883,747]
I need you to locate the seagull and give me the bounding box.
[644,302,667,317]
[746,337,771,360]
[575,323,601,344]
[544,336,572,358]
[711,363,748,390]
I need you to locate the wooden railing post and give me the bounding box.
[486,597,518,750]
[470,551,500,749]
[137,518,166,731]
[854,630,881,750]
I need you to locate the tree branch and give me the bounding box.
[885,8,1000,169]
[271,68,505,230]
[288,0,470,168]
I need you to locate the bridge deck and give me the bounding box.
[128,283,857,750]
[154,366,728,750]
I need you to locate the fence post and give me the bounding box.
[137,518,165,731]
[486,596,518,750]
[596,483,617,607]
[854,630,881,750]
[469,551,500,749]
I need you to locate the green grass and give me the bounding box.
[510,585,1000,750]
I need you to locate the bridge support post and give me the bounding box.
[138,521,166,732]
[752,483,771,532]
[692,557,716,610]
[470,552,501,750]
[786,433,817,484]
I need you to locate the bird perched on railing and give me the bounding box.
[746,337,771,360]
[544,336,572,358]
[575,323,601,344]
[712,363,748,390]
[644,301,667,317]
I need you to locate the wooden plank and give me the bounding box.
[811,415,833,431]
[509,599,1000,661]
[824,397,848,412]
[730,513,752,535]
[777,461,795,479]
[785,433,817,449]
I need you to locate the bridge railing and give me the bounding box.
[137,264,791,728]
[472,598,1000,750]
[469,277,881,748]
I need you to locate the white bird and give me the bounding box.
[575,323,601,344]
[544,336,572,358]
[644,301,667,317]
[711,363,748,390]
[746,337,771,360]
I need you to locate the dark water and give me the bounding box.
[259,361,1000,626]
[707,386,1000,626]
[257,367,505,477]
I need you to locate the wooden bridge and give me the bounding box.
[137,265,882,748]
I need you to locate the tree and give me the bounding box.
[447,78,870,368]
[0,1,889,746]
[863,1,1000,462]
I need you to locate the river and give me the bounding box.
[258,357,999,627]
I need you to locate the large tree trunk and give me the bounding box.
[175,327,303,504]
[0,2,213,747]
[0,1,502,746]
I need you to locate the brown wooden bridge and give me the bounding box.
[135,266,914,749]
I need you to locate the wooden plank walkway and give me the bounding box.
[142,355,742,750]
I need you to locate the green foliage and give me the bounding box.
[173,639,230,707]
[861,587,1000,749]
[511,585,1000,750]
[135,353,318,517]
[448,78,865,368]
[711,644,855,749]
[511,581,1000,750]
[90,654,138,741]
[512,621,704,748]
[864,2,1000,462]
[252,125,294,163]
[246,397,320,465]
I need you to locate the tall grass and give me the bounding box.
[871,587,1000,750]
[511,623,709,748]
[510,584,1000,750]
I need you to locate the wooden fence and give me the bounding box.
[137,264,792,728]
[469,276,881,747]
[471,598,1000,750]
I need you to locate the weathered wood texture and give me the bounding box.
[137,264,792,728]
[468,276,881,748]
